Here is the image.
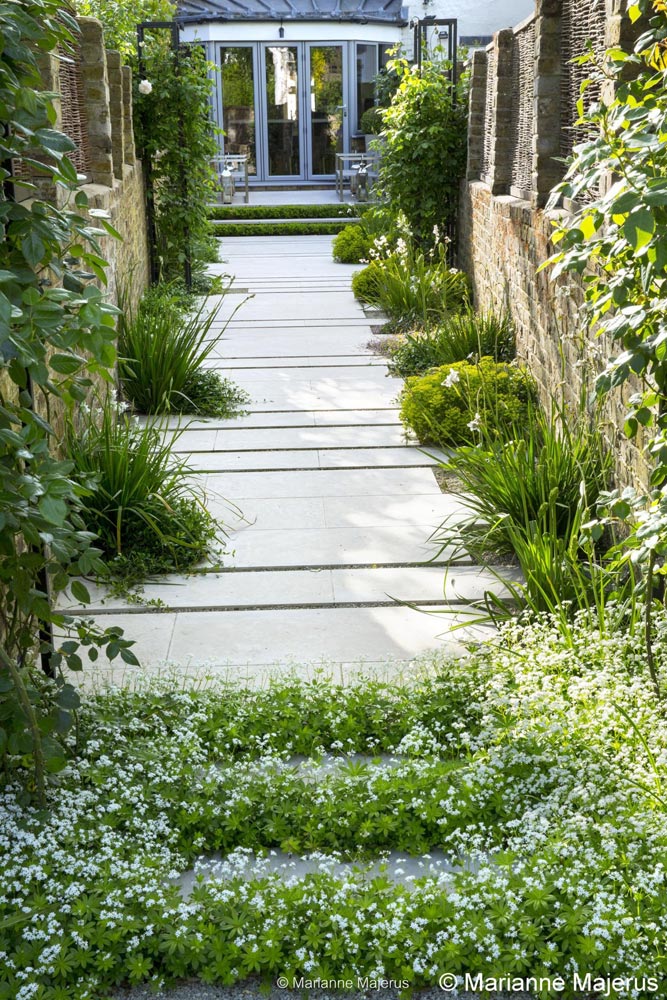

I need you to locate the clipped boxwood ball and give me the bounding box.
[399,356,536,446]
[332,224,372,263]
[351,261,384,304]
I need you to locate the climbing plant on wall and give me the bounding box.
[0,0,137,803]
[378,56,468,245]
[134,35,219,286]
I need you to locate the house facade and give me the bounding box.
[177,0,533,185]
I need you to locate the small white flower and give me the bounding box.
[467,411,482,432]
[441,369,460,388]
[138,79,153,95]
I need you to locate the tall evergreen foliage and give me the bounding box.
[0,0,137,802]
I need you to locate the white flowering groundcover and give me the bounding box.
[3,613,667,1000]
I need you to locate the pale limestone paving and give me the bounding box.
[64,233,498,679]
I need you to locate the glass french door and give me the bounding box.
[264,45,301,177]
[306,44,345,178]
[219,43,349,181]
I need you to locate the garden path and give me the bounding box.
[64,235,501,682]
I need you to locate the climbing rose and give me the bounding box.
[138,80,153,95]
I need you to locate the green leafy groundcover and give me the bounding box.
[208,204,360,220]
[3,613,667,998]
[211,221,350,237]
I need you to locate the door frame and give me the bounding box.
[219,39,354,183]
[304,41,349,181]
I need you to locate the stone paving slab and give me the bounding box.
[203,363,392,382]
[203,467,444,500]
[165,606,492,667]
[218,355,387,368]
[246,389,401,411]
[59,564,512,614]
[206,492,465,532]
[156,409,402,430]
[170,426,411,451]
[187,446,445,472]
[74,605,492,675]
[225,525,450,568]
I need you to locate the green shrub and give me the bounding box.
[387,312,514,376]
[180,367,250,420]
[351,261,385,304]
[399,357,535,446]
[118,285,247,417]
[359,105,384,134]
[332,224,372,263]
[211,221,349,237]
[379,58,468,243]
[67,397,218,585]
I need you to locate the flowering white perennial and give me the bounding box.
[2,614,667,997]
[138,79,153,95]
[441,369,460,388]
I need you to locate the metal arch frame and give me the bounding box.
[412,15,458,91]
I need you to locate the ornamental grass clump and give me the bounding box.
[118,285,250,418]
[66,395,218,583]
[387,311,515,377]
[432,399,633,629]
[399,357,535,446]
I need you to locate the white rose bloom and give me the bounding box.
[138,79,153,95]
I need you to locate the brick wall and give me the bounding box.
[459,0,649,487]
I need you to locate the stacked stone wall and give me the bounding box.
[459,0,648,487]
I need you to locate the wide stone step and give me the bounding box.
[170,425,412,451]
[71,605,494,677]
[186,446,445,473]
[58,564,514,614]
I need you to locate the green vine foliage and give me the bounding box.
[378,56,468,244]
[135,39,219,283]
[0,0,138,802]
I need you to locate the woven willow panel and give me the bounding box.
[560,0,606,160]
[509,21,535,195]
[482,48,496,177]
[59,42,92,175]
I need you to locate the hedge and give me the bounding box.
[211,221,351,237]
[208,204,360,220]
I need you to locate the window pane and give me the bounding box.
[310,45,343,176]
[220,47,256,174]
[356,44,377,131]
[266,46,300,176]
